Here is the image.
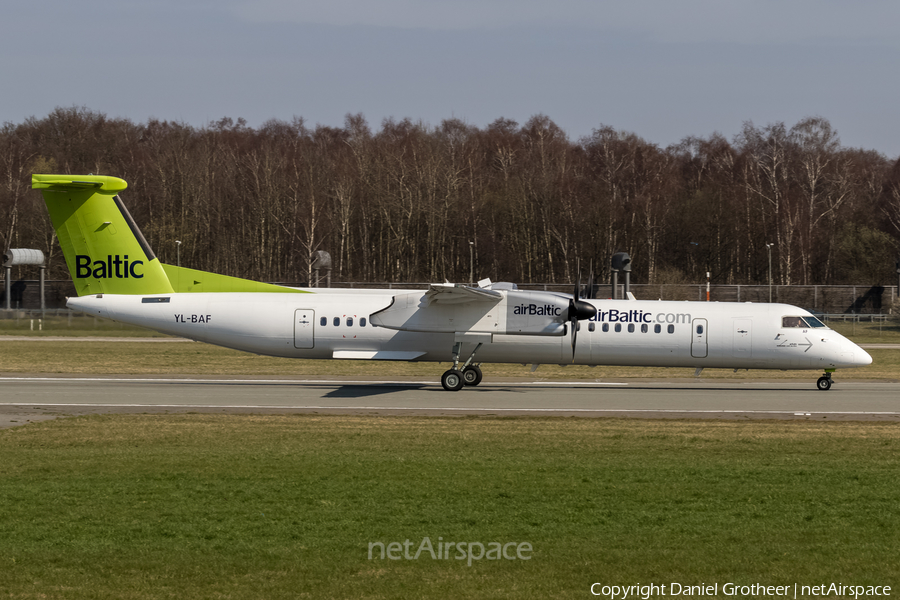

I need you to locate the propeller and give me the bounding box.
[583,260,595,300]
[568,267,596,358]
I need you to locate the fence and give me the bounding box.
[2,279,897,315]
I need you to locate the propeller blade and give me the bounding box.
[573,259,581,302]
[570,260,592,360]
[568,297,595,359]
[586,259,594,299]
[571,316,578,357]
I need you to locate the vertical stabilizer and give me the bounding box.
[32,174,174,295]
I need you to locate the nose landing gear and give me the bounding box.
[816,370,834,391]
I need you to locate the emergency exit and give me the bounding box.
[691,318,708,358]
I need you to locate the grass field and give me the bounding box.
[0,415,896,599]
[1,314,897,598]
[0,314,168,337]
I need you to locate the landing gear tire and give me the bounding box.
[462,365,483,386]
[816,376,832,391]
[441,369,465,392]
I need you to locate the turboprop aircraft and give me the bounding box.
[32,174,872,391]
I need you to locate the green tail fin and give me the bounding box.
[33,174,174,296]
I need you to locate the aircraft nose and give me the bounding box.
[840,342,872,367]
[856,348,873,366]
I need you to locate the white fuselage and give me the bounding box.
[67,289,872,372]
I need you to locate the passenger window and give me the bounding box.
[654,324,661,334]
[615,323,622,333]
[667,324,675,334]
[602,323,609,333]
[589,322,595,332]
[576,322,581,331]
[627,323,635,333]
[696,324,704,334]
[347,317,353,327]
[641,324,648,333]
[333,317,340,326]
[320,317,326,326]
[360,317,367,327]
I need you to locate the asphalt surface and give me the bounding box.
[1,375,898,427]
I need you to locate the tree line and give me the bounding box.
[2,107,899,287]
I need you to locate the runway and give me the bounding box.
[1,375,898,427]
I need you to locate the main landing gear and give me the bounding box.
[441,342,484,391]
[816,370,834,391]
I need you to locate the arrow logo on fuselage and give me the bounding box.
[775,336,813,352]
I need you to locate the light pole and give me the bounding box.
[175,240,182,267]
[690,242,709,301]
[468,241,474,285]
[765,243,775,303]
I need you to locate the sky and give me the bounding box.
[2,0,899,158]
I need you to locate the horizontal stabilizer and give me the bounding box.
[32,174,127,193]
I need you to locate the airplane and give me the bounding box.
[31,174,872,391]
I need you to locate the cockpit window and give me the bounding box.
[803,316,828,328]
[782,316,803,328]
[782,315,828,329]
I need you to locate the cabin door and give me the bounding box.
[294,309,315,349]
[691,318,708,358]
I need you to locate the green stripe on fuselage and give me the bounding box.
[161,264,310,293]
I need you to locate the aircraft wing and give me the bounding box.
[370,284,502,333]
[369,284,568,337]
[421,283,503,306]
